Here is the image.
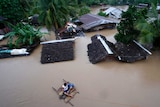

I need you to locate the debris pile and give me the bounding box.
[56,22,85,39]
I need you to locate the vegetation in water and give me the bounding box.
[4,22,45,48]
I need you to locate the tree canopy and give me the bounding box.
[115,0,160,49]
[0,0,32,24]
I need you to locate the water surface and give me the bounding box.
[0,6,160,107]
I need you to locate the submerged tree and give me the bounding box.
[114,5,148,44]
[135,0,160,48]
[38,0,69,30]
[38,0,80,30]
[115,0,160,49]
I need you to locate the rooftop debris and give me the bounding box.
[56,22,85,39]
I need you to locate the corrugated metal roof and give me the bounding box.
[79,14,119,31]
[103,7,122,19]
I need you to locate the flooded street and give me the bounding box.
[1,28,160,107]
[1,6,160,107]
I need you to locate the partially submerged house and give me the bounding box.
[77,13,119,32]
[40,38,76,64]
[87,35,151,64]
[87,34,116,64]
[102,7,122,19]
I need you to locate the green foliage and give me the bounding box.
[78,0,100,6]
[79,6,91,16]
[4,23,44,48]
[114,5,147,44]
[38,0,80,30]
[0,0,32,24]
[107,0,117,5]
[135,2,160,48]
[67,0,79,18]
[135,18,154,44]
[30,0,42,15]
[98,11,106,17]
[115,0,160,49]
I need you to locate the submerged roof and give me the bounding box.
[103,7,122,19]
[78,13,119,31]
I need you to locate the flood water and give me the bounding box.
[1,6,160,107]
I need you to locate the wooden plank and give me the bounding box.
[64,91,79,103]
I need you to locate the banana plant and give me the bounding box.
[4,22,44,48]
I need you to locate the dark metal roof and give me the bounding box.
[78,14,119,31]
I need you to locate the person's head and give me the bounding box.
[62,82,67,88]
[64,83,67,86]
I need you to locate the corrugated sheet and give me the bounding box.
[79,14,119,30]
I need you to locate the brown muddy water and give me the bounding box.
[1,6,160,107]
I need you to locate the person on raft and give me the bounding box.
[62,82,75,97]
